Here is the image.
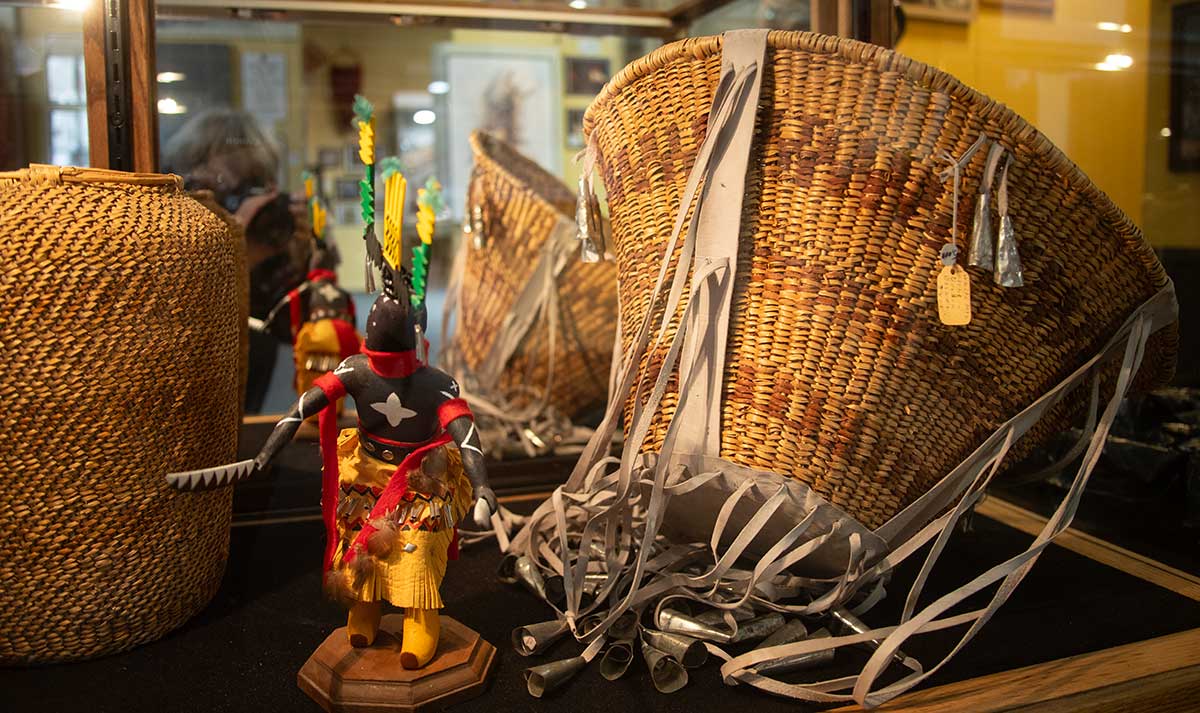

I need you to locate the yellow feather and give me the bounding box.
[313,202,327,239]
[358,119,375,166]
[382,172,407,270]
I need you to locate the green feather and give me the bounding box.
[410,242,429,306]
[419,177,445,213]
[359,180,375,223]
[352,94,374,124]
[379,156,403,181]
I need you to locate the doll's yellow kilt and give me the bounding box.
[329,429,474,609]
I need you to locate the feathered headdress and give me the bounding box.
[302,169,336,270]
[353,94,444,312]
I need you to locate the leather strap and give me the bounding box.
[676,29,767,457]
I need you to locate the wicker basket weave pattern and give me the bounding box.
[452,132,617,419]
[0,166,245,664]
[583,32,1175,529]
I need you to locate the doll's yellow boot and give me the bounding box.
[347,600,382,648]
[399,607,440,669]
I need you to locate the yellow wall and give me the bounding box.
[301,23,450,163]
[898,0,1162,233]
[1143,0,1200,249]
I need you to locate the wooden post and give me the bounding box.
[869,0,896,48]
[811,0,841,35]
[84,0,158,171]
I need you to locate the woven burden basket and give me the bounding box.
[448,131,617,420]
[0,165,245,664]
[583,32,1177,530]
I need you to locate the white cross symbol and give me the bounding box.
[317,282,341,301]
[371,392,417,427]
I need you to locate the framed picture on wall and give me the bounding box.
[1170,1,1200,172]
[979,0,1052,12]
[566,108,586,150]
[317,146,341,168]
[334,176,359,201]
[899,0,977,24]
[334,202,359,227]
[565,57,610,95]
[433,44,562,218]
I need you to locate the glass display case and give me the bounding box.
[3,1,1199,710]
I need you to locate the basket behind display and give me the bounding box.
[445,131,617,422]
[0,166,245,664]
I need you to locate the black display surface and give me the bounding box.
[3,425,1199,712]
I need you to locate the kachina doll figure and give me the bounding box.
[168,97,495,669]
[251,172,361,433]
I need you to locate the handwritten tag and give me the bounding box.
[938,264,972,325]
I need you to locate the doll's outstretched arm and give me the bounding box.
[254,386,331,470]
[249,286,306,343]
[446,415,495,527]
[167,385,333,491]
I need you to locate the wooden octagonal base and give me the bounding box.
[297,615,495,713]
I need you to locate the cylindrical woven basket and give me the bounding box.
[451,131,617,420]
[583,32,1177,530]
[0,165,245,664]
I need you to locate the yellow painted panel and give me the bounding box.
[898,0,1154,231]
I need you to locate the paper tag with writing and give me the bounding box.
[938,264,972,325]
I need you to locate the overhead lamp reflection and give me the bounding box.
[158,97,188,114]
[427,80,449,95]
[45,0,88,11]
[157,72,187,83]
[413,109,436,125]
[1097,22,1133,33]
[1095,53,1133,72]
[1161,127,1172,138]
[1105,53,1134,69]
[569,0,588,8]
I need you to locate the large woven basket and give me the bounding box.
[0,165,245,664]
[583,32,1177,530]
[449,131,617,420]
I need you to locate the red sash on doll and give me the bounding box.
[313,369,473,572]
[331,318,361,360]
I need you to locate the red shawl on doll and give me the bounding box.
[311,354,472,574]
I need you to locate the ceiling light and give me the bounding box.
[158,97,187,114]
[413,109,436,125]
[45,0,88,11]
[1094,62,1119,72]
[427,80,449,95]
[1105,53,1133,69]
[569,0,588,9]
[1161,127,1172,138]
[157,71,186,83]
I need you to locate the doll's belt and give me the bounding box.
[358,430,432,464]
